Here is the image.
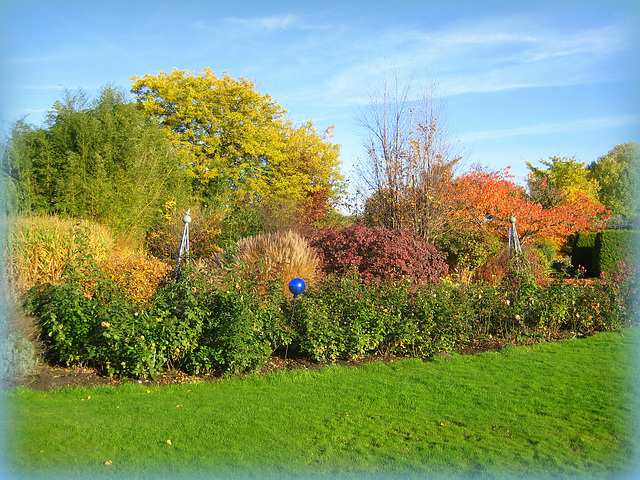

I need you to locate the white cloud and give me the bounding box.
[306,16,633,105]
[223,14,299,33]
[460,115,639,142]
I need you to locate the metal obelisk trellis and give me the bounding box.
[508,215,522,271]
[508,216,522,254]
[174,209,192,280]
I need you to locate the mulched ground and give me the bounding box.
[11,334,571,391]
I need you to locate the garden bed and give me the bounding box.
[13,331,577,391]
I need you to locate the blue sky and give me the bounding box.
[1,0,638,192]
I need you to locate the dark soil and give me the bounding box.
[11,334,572,391]
[10,353,402,391]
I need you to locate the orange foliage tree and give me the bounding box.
[448,168,609,245]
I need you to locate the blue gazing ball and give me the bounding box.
[288,278,306,298]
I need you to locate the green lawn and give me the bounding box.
[3,329,639,480]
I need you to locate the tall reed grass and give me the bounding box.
[3,214,115,298]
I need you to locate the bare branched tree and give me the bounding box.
[356,72,465,241]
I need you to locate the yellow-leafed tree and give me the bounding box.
[526,155,601,207]
[131,68,343,220]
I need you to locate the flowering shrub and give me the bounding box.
[27,258,134,372]
[26,245,638,379]
[598,260,639,326]
[293,274,393,361]
[310,225,448,284]
[26,254,289,377]
[192,282,288,374]
[293,275,470,361]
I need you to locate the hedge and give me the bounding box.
[572,229,639,277]
[594,229,640,276]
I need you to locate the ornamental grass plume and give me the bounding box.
[232,229,319,294]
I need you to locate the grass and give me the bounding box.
[233,229,319,293]
[3,214,115,298]
[2,328,639,480]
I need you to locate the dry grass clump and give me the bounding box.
[233,230,319,293]
[473,245,550,286]
[4,214,115,297]
[98,249,171,304]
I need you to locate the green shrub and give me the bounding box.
[292,268,638,366]
[407,283,468,355]
[293,275,467,361]
[196,285,288,374]
[26,250,291,377]
[290,282,344,362]
[25,238,639,379]
[27,255,136,373]
[294,275,393,361]
[457,283,504,337]
[595,229,640,276]
[185,266,286,375]
[531,279,583,338]
[137,277,210,375]
[571,229,639,278]
[26,251,208,378]
[597,259,640,327]
[515,265,638,339]
[299,274,391,360]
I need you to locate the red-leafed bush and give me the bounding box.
[310,225,448,284]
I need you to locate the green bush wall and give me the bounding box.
[572,230,639,277]
[594,229,640,276]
